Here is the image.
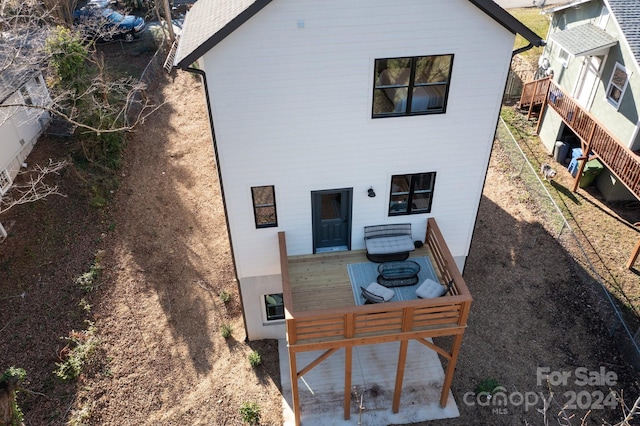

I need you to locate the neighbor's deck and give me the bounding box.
[287,247,438,312]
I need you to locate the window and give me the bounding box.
[558,48,570,68]
[388,172,436,215]
[0,170,11,195]
[264,293,284,321]
[606,63,630,109]
[19,87,33,106]
[372,55,453,117]
[251,185,277,228]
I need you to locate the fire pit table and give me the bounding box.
[376,260,421,287]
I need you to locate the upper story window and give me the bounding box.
[606,62,630,109]
[372,55,453,118]
[388,172,436,216]
[251,185,277,228]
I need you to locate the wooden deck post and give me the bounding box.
[440,333,464,407]
[626,237,640,270]
[344,346,352,420]
[288,347,301,426]
[392,340,409,413]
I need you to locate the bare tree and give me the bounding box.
[0,0,162,233]
[0,159,69,215]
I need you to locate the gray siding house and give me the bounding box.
[530,0,640,201]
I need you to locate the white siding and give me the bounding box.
[197,0,516,338]
[0,75,51,180]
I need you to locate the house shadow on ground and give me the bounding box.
[414,194,639,426]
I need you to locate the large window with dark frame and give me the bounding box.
[388,172,436,215]
[251,185,277,228]
[372,55,453,118]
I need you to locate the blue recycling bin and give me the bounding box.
[567,148,582,177]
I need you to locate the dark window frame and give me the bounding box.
[251,185,278,228]
[264,293,285,321]
[388,172,437,216]
[372,54,454,118]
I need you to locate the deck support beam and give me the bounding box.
[344,347,352,420]
[626,237,640,270]
[392,340,409,413]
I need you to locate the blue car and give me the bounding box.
[74,6,145,42]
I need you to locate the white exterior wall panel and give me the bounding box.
[197,0,516,337]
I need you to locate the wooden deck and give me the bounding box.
[287,247,437,312]
[278,218,472,426]
[520,77,640,198]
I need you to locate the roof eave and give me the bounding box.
[467,0,545,47]
[175,0,272,69]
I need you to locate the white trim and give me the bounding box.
[605,62,631,110]
[597,5,610,29]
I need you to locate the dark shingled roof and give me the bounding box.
[606,0,640,66]
[174,0,544,69]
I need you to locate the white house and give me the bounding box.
[174,0,544,341]
[0,69,52,239]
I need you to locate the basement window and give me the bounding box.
[264,293,285,321]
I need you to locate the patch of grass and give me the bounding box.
[219,290,230,303]
[78,298,92,313]
[68,402,93,426]
[76,250,104,292]
[475,377,501,395]
[54,321,99,381]
[509,7,550,66]
[239,401,261,425]
[221,324,232,338]
[248,350,262,368]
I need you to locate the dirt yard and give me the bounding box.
[1,67,639,425]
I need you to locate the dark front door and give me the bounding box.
[312,188,352,253]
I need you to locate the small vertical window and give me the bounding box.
[558,48,570,68]
[606,63,630,109]
[264,293,285,321]
[20,87,33,106]
[389,172,436,215]
[251,185,277,228]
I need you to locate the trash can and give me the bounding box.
[554,141,569,164]
[579,159,604,188]
[567,148,582,177]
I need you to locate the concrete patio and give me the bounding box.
[279,339,460,425]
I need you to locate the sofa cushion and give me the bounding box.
[365,235,415,255]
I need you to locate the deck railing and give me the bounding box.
[520,78,640,198]
[279,218,471,348]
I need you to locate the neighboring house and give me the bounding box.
[522,0,640,202]
[0,69,52,239]
[173,0,542,422]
